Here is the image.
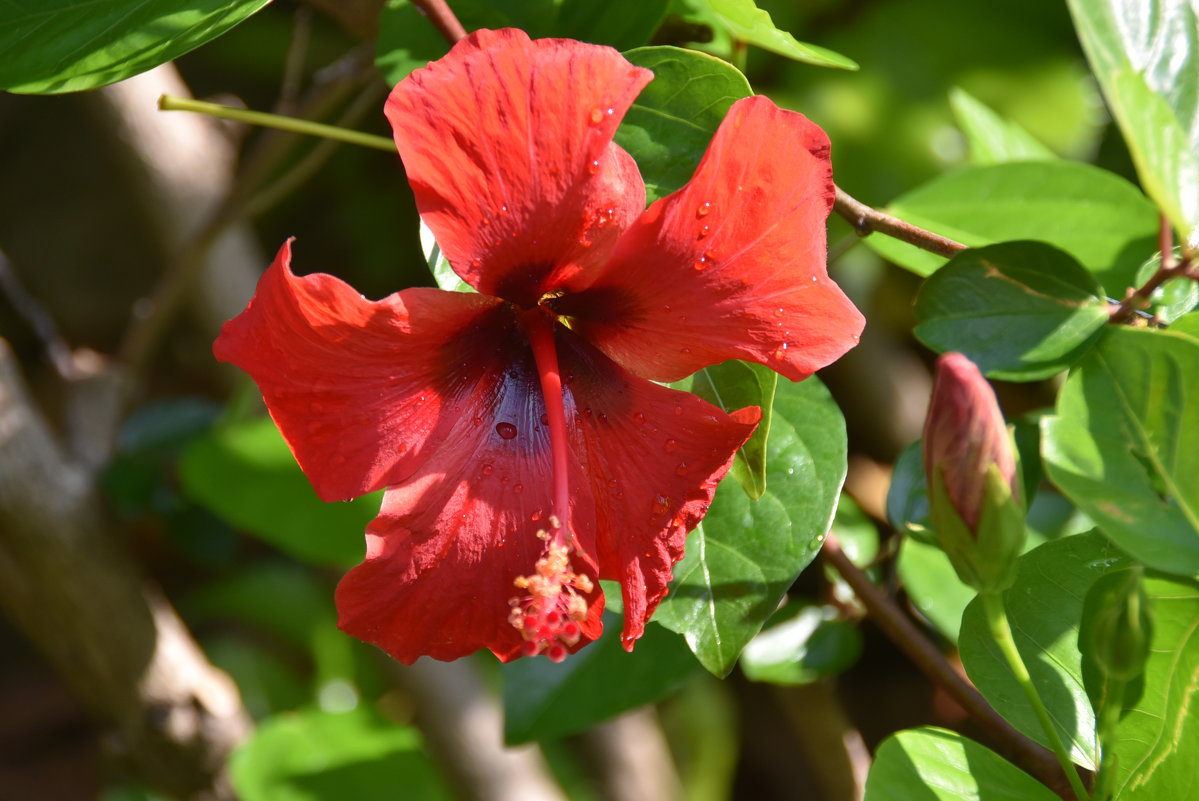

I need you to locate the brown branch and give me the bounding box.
[833,186,966,258]
[0,340,251,800]
[1108,214,1198,325]
[411,0,467,44]
[820,531,1076,800]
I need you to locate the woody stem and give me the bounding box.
[522,310,573,541]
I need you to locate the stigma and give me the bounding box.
[508,521,594,662]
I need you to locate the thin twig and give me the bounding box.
[0,248,76,379]
[277,6,314,116]
[1108,214,1198,325]
[833,186,966,258]
[820,531,1075,799]
[410,0,467,44]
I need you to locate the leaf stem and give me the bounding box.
[410,0,467,44]
[980,591,1090,801]
[158,95,396,153]
[1108,214,1199,324]
[832,186,967,258]
[820,532,1076,798]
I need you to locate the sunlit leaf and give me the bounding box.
[0,0,271,94]
[686,361,776,499]
[1042,327,1199,576]
[864,727,1059,801]
[702,0,858,70]
[948,87,1057,165]
[866,161,1158,293]
[739,602,861,685]
[655,377,847,676]
[617,46,752,201]
[958,531,1135,770]
[1067,0,1199,246]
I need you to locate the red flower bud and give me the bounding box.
[923,353,1017,532]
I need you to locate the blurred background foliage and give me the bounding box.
[0,0,1132,798]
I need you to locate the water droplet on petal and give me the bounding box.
[697,224,711,239]
[633,412,646,425]
[588,159,600,175]
[607,478,619,488]
[664,438,679,452]
[651,494,671,516]
[481,463,495,476]
[811,275,819,282]
[697,201,712,218]
[540,413,549,426]
[598,412,608,422]
[675,462,689,476]
[496,422,518,439]
[531,510,543,522]
[589,107,605,125]
[774,307,785,318]
[472,416,483,426]
[680,347,691,354]
[662,304,672,312]
[672,405,683,416]
[499,204,509,215]
[513,483,524,494]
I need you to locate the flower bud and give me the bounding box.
[1081,567,1152,685]
[923,353,1017,530]
[922,353,1024,593]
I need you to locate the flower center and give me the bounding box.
[512,307,589,659]
[508,522,594,661]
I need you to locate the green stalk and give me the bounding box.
[1089,676,1127,801]
[981,591,1091,801]
[158,95,396,153]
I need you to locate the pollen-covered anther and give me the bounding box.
[509,533,594,661]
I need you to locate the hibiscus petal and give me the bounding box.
[562,95,865,383]
[387,28,652,306]
[214,239,518,502]
[557,329,760,648]
[336,332,606,664]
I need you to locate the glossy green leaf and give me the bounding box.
[231,708,451,801]
[1106,573,1199,800]
[179,417,376,568]
[1171,311,1199,341]
[1067,0,1199,246]
[914,241,1110,381]
[1042,327,1199,576]
[959,531,1135,770]
[739,603,862,685]
[502,615,698,743]
[948,87,1057,165]
[897,537,976,643]
[1134,249,1199,325]
[866,161,1158,293]
[887,441,934,544]
[0,0,271,94]
[554,0,672,50]
[616,46,752,202]
[702,0,858,70]
[686,361,776,499]
[864,727,1059,801]
[654,376,846,676]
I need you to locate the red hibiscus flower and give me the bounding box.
[214,28,864,664]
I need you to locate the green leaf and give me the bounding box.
[739,602,862,685]
[616,46,752,202]
[864,727,1060,801]
[655,376,847,676]
[1106,573,1199,800]
[420,219,473,293]
[179,417,376,568]
[702,0,858,70]
[502,615,698,743]
[231,708,452,801]
[958,531,1135,770]
[948,87,1058,165]
[1067,0,1199,246]
[686,361,776,499]
[865,161,1159,293]
[1172,311,1199,341]
[897,537,976,643]
[0,0,271,94]
[1134,248,1199,325]
[887,441,934,544]
[913,241,1111,381]
[1042,327,1199,576]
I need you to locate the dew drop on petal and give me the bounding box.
[481,463,495,476]
[513,483,524,495]
[651,494,671,516]
[588,159,600,175]
[607,478,619,488]
[472,416,483,426]
[696,201,712,218]
[697,225,710,240]
[531,510,542,522]
[598,412,608,422]
[774,307,785,318]
[675,462,688,476]
[664,438,679,452]
[589,107,604,125]
[496,422,518,439]
[680,347,691,354]
[811,275,819,282]
[672,405,683,416]
[662,304,672,312]
[540,413,549,426]
[633,412,646,425]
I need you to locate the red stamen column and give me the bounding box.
[521,308,573,543]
